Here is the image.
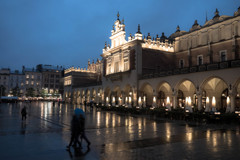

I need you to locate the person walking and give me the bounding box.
[21,106,27,121]
[66,109,82,150]
[78,109,91,148]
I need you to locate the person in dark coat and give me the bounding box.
[21,106,27,120]
[79,111,91,148]
[66,114,82,150]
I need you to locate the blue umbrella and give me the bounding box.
[74,108,85,117]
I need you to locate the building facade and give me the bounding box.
[23,68,42,97]
[8,70,25,97]
[37,64,63,96]
[0,64,64,98]
[64,8,240,113]
[0,68,10,96]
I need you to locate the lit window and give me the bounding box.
[32,75,34,79]
[197,55,203,65]
[220,50,227,62]
[26,74,29,79]
[31,81,34,85]
[26,81,29,85]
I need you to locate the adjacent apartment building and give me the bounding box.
[0,64,64,97]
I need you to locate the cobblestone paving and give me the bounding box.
[0,102,240,160]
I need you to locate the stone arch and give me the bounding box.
[200,76,228,111]
[233,78,240,110]
[113,85,122,105]
[86,89,91,103]
[124,84,133,96]
[123,84,133,106]
[76,90,81,104]
[157,81,172,107]
[104,87,111,103]
[92,88,96,102]
[97,87,103,104]
[80,89,85,104]
[140,82,154,106]
[175,79,197,108]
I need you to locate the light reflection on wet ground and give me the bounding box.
[0,102,240,160]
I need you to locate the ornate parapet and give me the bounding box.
[142,40,174,52]
[64,67,96,75]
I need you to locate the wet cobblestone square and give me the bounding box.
[0,102,240,160]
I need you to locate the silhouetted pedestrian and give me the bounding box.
[66,110,82,150]
[79,110,91,148]
[21,106,27,120]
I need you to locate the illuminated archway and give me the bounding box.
[201,77,228,111]
[234,79,240,111]
[123,84,133,106]
[104,87,111,104]
[97,88,103,104]
[86,89,90,103]
[113,86,121,105]
[140,83,153,106]
[92,88,96,102]
[157,82,172,107]
[176,80,196,108]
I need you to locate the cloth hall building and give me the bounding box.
[64,8,240,113]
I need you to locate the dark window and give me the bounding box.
[179,59,184,68]
[51,74,54,78]
[44,84,48,88]
[50,84,54,88]
[220,51,227,62]
[198,56,203,65]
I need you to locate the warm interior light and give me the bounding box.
[138,97,141,103]
[212,96,216,107]
[166,96,170,104]
[153,96,156,103]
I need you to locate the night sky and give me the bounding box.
[0,0,239,71]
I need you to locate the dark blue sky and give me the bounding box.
[0,0,239,70]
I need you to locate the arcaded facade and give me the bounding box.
[64,8,240,113]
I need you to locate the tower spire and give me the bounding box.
[104,42,107,49]
[117,12,120,20]
[176,25,180,32]
[136,24,141,34]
